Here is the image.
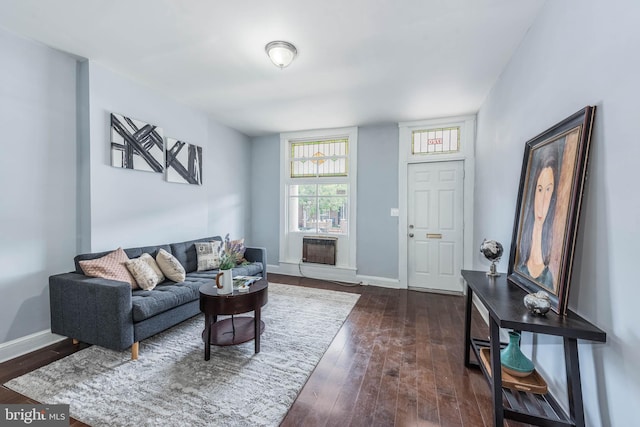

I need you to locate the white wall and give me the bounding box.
[474,1,640,425]
[0,28,77,342]
[85,61,251,251]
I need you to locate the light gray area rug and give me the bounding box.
[5,283,359,427]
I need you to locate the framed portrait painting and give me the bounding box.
[507,106,596,315]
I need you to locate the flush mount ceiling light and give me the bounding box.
[265,41,297,69]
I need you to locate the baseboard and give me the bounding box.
[268,262,359,283]
[0,330,66,364]
[267,263,401,290]
[357,275,401,289]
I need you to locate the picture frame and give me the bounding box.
[110,113,164,173]
[507,106,596,315]
[165,137,203,185]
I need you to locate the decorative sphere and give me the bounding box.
[480,239,504,262]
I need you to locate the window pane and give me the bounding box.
[317,196,348,234]
[289,196,318,232]
[289,184,316,196]
[291,160,316,177]
[412,127,460,155]
[316,157,347,176]
[291,138,348,177]
[318,183,347,196]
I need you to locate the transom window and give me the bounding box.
[290,138,348,177]
[412,126,460,155]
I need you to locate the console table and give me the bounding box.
[462,270,606,427]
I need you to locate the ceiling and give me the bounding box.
[0,0,544,137]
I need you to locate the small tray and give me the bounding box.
[479,348,548,394]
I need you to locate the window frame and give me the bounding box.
[280,127,358,268]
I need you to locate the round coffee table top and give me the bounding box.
[199,278,268,298]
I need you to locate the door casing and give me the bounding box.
[398,115,476,291]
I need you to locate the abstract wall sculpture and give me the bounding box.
[165,138,203,185]
[110,113,164,172]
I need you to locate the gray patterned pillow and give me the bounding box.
[195,241,222,271]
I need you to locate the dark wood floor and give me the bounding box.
[0,274,527,426]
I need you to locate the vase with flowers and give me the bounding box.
[215,243,237,295]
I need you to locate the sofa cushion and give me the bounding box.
[156,249,186,282]
[170,236,222,273]
[231,262,264,277]
[79,247,138,289]
[131,276,211,322]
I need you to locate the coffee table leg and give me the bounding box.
[204,313,212,361]
[255,307,261,354]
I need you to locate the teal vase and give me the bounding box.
[500,331,534,377]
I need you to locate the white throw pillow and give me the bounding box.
[156,249,186,282]
[125,257,160,290]
[140,253,165,283]
[194,241,222,271]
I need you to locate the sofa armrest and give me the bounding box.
[49,273,134,351]
[244,246,267,281]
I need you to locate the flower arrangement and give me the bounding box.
[218,234,248,270]
[218,251,236,271]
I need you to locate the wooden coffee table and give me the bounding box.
[199,279,268,360]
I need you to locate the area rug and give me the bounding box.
[4,283,359,427]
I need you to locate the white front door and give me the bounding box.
[407,161,464,293]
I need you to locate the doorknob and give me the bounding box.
[409,233,414,238]
[409,224,414,229]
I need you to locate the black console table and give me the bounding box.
[462,270,606,427]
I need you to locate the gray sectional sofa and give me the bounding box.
[49,236,266,360]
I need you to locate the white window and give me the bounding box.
[288,138,349,234]
[280,127,357,268]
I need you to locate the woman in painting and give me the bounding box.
[517,145,558,290]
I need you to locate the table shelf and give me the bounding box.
[471,339,572,426]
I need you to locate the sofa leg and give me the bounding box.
[131,342,139,360]
[72,339,79,345]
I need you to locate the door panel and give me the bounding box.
[439,190,455,230]
[415,241,430,273]
[408,161,463,292]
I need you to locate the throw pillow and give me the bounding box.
[156,248,186,282]
[139,253,165,283]
[226,237,246,264]
[125,257,160,290]
[194,241,222,271]
[79,247,138,289]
